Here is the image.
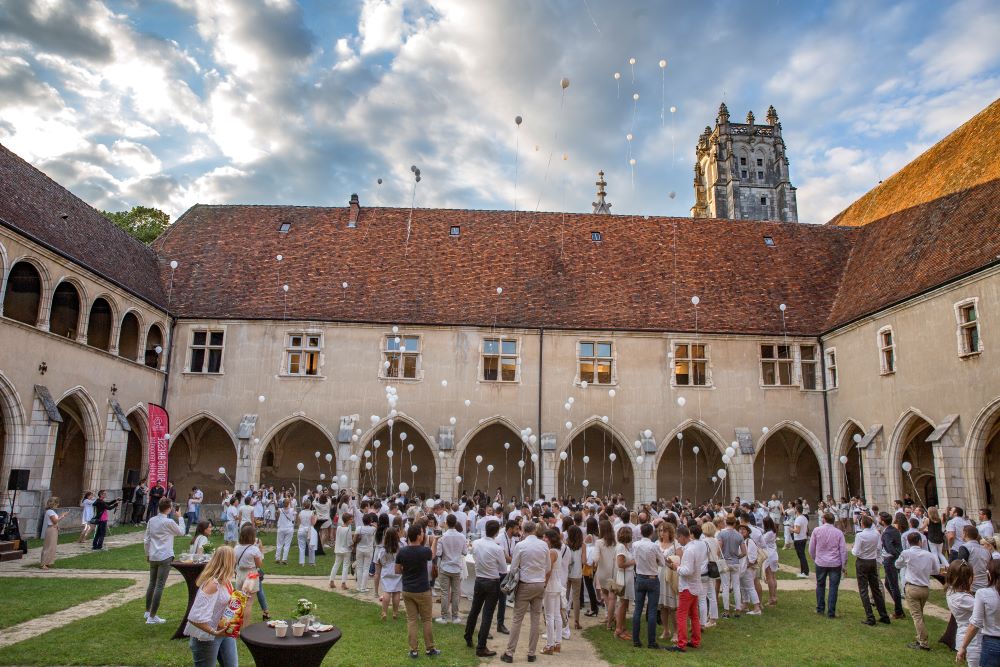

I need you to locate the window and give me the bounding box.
[673,342,708,386]
[189,330,224,373]
[799,344,818,390]
[760,343,793,385]
[760,196,767,205]
[285,333,321,376]
[757,170,764,179]
[740,157,747,166]
[578,341,614,385]
[763,236,775,247]
[825,348,838,389]
[591,231,602,242]
[956,300,981,355]
[278,222,291,233]
[384,334,420,379]
[741,170,748,179]
[756,159,763,166]
[878,326,895,374]
[449,226,460,237]
[483,338,518,382]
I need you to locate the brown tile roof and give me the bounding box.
[0,142,168,308]
[153,205,857,335]
[828,97,1000,228]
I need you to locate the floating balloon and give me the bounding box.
[476,455,483,464]
[717,469,727,479]
[374,439,381,448]
[527,478,533,486]
[386,450,394,457]
[853,433,863,443]
[560,77,570,89]
[276,254,283,261]
[669,191,676,199]
[487,465,494,472]
[518,460,525,468]
[692,446,700,454]
[314,451,321,458]
[628,57,636,65]
[528,435,537,445]
[407,444,414,453]
[497,287,503,294]
[531,453,539,463]
[779,304,787,312]
[258,395,266,403]
[691,295,700,306]
[840,455,849,464]
[643,429,653,439]
[218,467,226,475]
[328,453,336,462]
[348,454,356,462]
[722,455,731,464]
[901,461,912,472]
[677,433,684,440]
[564,403,572,411]
[387,418,394,426]
[601,416,609,423]
[670,106,677,113]
[455,475,462,483]
[411,465,418,473]
[282,284,289,292]
[504,442,510,450]
[677,396,686,407]
[762,426,769,434]
[364,450,371,458]
[634,440,642,449]
[608,389,616,398]
[629,158,636,165]
[592,491,598,497]
[712,476,718,483]
[626,132,633,141]
[609,453,617,462]
[400,432,407,441]
[441,379,448,387]
[296,462,304,471]
[371,415,380,424]
[560,452,568,461]
[632,93,639,101]
[582,455,590,464]
[515,116,522,126]
[568,397,575,404]
[725,447,736,458]
[170,260,179,270]
[582,479,590,487]
[636,455,644,464]
[659,59,667,68]
[613,72,621,80]
[399,482,409,493]
[565,421,573,429]
[365,462,372,469]
[317,484,323,491]
[377,178,383,185]
[464,399,471,407]
[450,417,457,425]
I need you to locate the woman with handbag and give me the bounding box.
[184,546,240,667]
[614,526,635,642]
[700,521,722,628]
[737,524,763,615]
[541,528,566,655]
[657,521,679,641]
[235,524,270,620]
[595,519,618,631]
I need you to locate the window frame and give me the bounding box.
[381,333,423,381]
[187,328,225,374]
[825,347,838,390]
[576,339,616,386]
[481,336,520,383]
[283,331,323,377]
[798,343,820,391]
[759,341,794,387]
[877,325,896,375]
[670,340,711,388]
[954,298,982,357]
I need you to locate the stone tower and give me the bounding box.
[691,103,798,222]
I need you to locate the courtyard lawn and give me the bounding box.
[25,523,146,550]
[49,542,150,570]
[0,583,480,667]
[0,577,134,629]
[585,589,951,667]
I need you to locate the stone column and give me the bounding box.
[929,416,966,508]
[19,395,59,536]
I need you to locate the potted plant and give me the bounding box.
[295,598,318,625]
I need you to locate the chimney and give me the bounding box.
[348,193,360,228]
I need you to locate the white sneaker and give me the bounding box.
[797,573,808,578]
[451,617,463,624]
[746,609,762,616]
[146,616,167,624]
[435,617,450,624]
[143,611,150,620]
[562,628,571,639]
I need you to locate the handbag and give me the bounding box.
[607,564,626,596]
[706,560,720,579]
[500,564,520,597]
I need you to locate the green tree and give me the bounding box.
[101,206,169,244]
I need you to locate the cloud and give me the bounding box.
[359,0,407,55]
[0,0,114,61]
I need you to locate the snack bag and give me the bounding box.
[219,589,250,638]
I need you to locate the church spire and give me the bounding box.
[592,170,612,214]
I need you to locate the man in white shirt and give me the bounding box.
[632,524,665,648]
[896,532,938,650]
[978,508,995,540]
[495,520,520,635]
[143,497,184,624]
[852,514,891,625]
[792,505,810,577]
[946,507,971,559]
[667,524,706,652]
[435,514,467,624]
[465,520,507,657]
[502,522,550,663]
[452,503,470,536]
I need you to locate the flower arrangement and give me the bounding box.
[295,598,318,617]
[202,543,215,555]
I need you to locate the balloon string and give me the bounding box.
[530,88,566,226]
[661,69,665,127]
[583,0,601,34]
[513,127,520,225]
[404,180,417,257]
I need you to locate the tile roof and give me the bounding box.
[153,205,856,335]
[0,142,168,308]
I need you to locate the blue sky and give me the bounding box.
[0,0,998,223]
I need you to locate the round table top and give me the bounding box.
[170,559,208,569]
[241,621,342,649]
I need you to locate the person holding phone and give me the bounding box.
[143,497,185,624]
[91,490,121,550]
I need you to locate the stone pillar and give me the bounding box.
[861,429,888,506]
[438,450,456,500]
[18,395,59,536]
[97,405,129,496]
[929,416,966,508]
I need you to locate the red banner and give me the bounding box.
[148,403,170,486]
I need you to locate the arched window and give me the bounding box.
[86,298,113,350]
[2,261,42,325]
[145,323,164,368]
[49,282,81,339]
[119,312,140,360]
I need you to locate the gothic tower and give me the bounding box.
[691,103,798,222]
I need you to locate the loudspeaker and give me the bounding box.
[126,469,140,487]
[7,469,29,491]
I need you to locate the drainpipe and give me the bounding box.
[819,337,835,498]
[159,317,177,409]
[537,328,544,498]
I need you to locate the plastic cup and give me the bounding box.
[292,622,305,637]
[274,621,288,638]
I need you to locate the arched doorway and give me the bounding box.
[358,420,436,498]
[754,426,823,503]
[656,425,725,504]
[558,423,633,504]
[898,417,937,507]
[123,412,145,489]
[457,422,536,503]
[982,419,1000,517]
[145,324,164,368]
[3,261,42,325]
[168,416,237,501]
[87,298,113,350]
[838,422,866,500]
[49,282,81,339]
[51,393,96,505]
[118,312,140,360]
[259,420,336,493]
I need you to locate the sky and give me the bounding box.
[0,0,998,224]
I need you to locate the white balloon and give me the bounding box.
[476,455,483,464]
[527,478,533,486]
[583,455,590,464]
[218,467,226,475]
[564,403,572,411]
[677,396,686,407]
[692,446,700,454]
[487,465,494,472]
[326,453,335,462]
[342,282,348,289]
[314,451,321,458]
[560,77,569,89]
[581,381,588,389]
[779,303,787,312]
[339,474,347,484]
[169,260,179,270]
[528,435,537,445]
[762,427,769,434]
[608,389,616,398]
[441,379,448,387]
[383,361,390,369]
[613,72,621,80]
[316,484,323,491]
[374,439,381,448]
[722,455,731,464]
[712,476,718,483]
[496,287,503,294]
[853,433,863,443]
[839,455,849,464]
[670,106,677,113]
[464,399,471,407]
[348,454,357,462]
[725,447,735,458]
[592,491,598,497]
[582,479,590,487]
[691,295,700,305]
[628,57,636,65]
[407,444,414,452]
[258,395,266,403]
[399,482,409,493]
[560,452,568,461]
[450,417,457,425]
[643,429,653,439]
[411,465,418,473]
[901,461,913,472]
[392,325,399,333]
[531,453,539,463]
[504,442,510,450]
[426,499,435,509]
[568,397,575,404]
[630,158,637,165]
[659,59,667,68]
[386,449,394,457]
[276,254,282,261]
[609,453,617,462]
[371,415,380,424]
[364,450,371,458]
[355,428,362,436]
[636,455,644,464]
[634,440,642,449]
[400,432,407,440]
[365,462,372,469]
[282,284,289,292]
[601,416,609,423]
[717,469,727,479]
[455,475,463,483]
[296,462,304,471]
[352,434,359,442]
[518,460,525,468]
[633,92,639,101]
[566,421,573,429]
[677,432,684,440]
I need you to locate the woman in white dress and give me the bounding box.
[296,499,317,566]
[699,520,722,628]
[614,526,635,642]
[189,521,213,555]
[274,499,296,564]
[948,560,980,667]
[656,522,679,641]
[761,516,780,606]
[223,497,240,546]
[782,503,795,549]
[355,513,377,593]
[595,520,618,632]
[375,528,402,620]
[542,528,566,655]
[78,492,95,543]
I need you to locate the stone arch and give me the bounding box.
[557,417,636,504]
[0,238,7,294]
[123,405,148,488]
[86,295,118,351]
[355,414,437,498]
[968,396,1000,514]
[0,371,26,491]
[168,412,238,500]
[834,419,867,500]
[654,419,727,503]
[887,408,937,506]
[48,278,85,340]
[144,322,166,368]
[753,420,826,503]
[52,386,103,504]
[2,258,48,326]
[118,309,142,361]
[254,414,338,490]
[455,416,536,503]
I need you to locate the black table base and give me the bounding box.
[240,621,342,667]
[170,560,207,640]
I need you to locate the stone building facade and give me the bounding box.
[1,99,999,536]
[691,103,798,222]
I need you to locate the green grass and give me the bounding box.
[585,590,950,667]
[25,523,145,550]
[0,577,134,629]
[49,542,151,570]
[0,583,480,667]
